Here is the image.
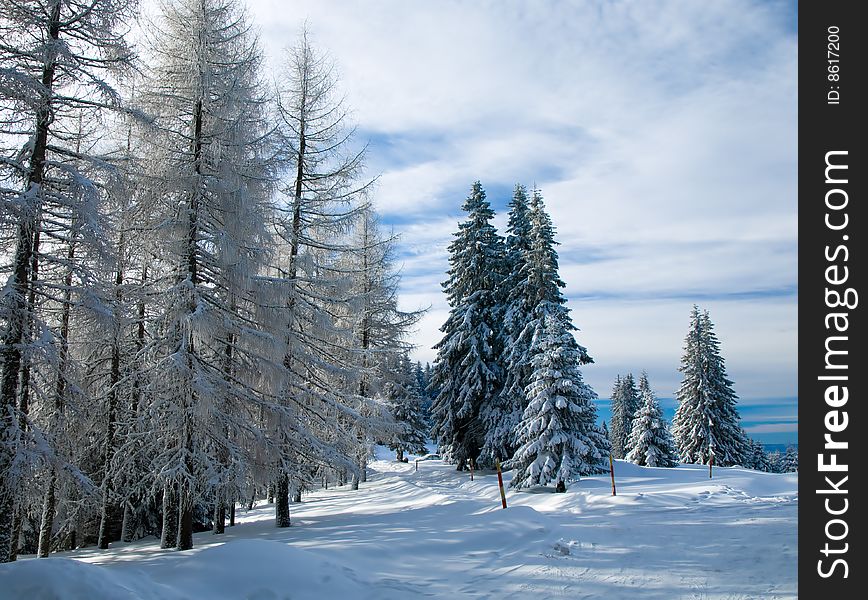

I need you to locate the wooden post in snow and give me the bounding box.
[469,458,474,481]
[709,449,714,479]
[495,460,507,509]
[609,454,617,496]
[415,459,418,472]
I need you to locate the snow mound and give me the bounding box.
[0,540,362,600]
[0,557,168,600]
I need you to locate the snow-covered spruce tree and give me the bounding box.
[781,445,798,472]
[608,373,639,459]
[385,355,428,461]
[430,182,504,470]
[411,361,432,426]
[423,362,437,422]
[483,188,594,469]
[507,312,608,489]
[742,437,771,472]
[504,190,605,488]
[478,184,531,466]
[767,450,783,473]
[672,306,747,466]
[135,0,276,551]
[621,373,636,434]
[0,0,137,562]
[607,376,623,457]
[624,373,678,467]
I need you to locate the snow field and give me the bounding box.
[0,446,797,599]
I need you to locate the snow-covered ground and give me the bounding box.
[0,447,797,599]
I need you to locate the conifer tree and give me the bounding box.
[781,445,798,472]
[767,450,783,473]
[430,182,504,469]
[609,374,640,459]
[608,376,625,457]
[507,313,608,489]
[672,306,747,466]
[503,190,605,488]
[412,361,432,426]
[624,373,678,467]
[0,0,137,562]
[266,26,381,522]
[478,185,531,465]
[135,0,276,550]
[743,437,772,472]
[386,356,428,461]
[479,188,593,466]
[340,209,422,487]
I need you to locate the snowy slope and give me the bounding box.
[0,447,797,599]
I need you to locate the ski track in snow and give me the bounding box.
[0,447,797,599]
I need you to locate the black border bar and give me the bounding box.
[799,2,866,596]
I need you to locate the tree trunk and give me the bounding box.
[213,497,225,534]
[229,502,235,527]
[360,455,367,482]
[292,490,302,503]
[177,489,193,551]
[8,508,22,561]
[121,499,138,542]
[275,473,290,528]
[176,413,195,551]
[98,242,125,550]
[37,471,57,558]
[160,484,178,549]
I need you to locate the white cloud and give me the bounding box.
[567,296,797,400]
[245,0,797,409]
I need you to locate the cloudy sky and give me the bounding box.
[247,0,798,444]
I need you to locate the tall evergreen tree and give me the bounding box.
[507,313,608,489]
[478,184,530,465]
[386,355,428,461]
[412,361,432,426]
[502,190,605,488]
[608,374,639,459]
[430,182,504,469]
[624,373,678,467]
[608,375,625,458]
[672,306,747,466]
[480,188,593,466]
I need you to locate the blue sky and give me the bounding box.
[249,0,798,445]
